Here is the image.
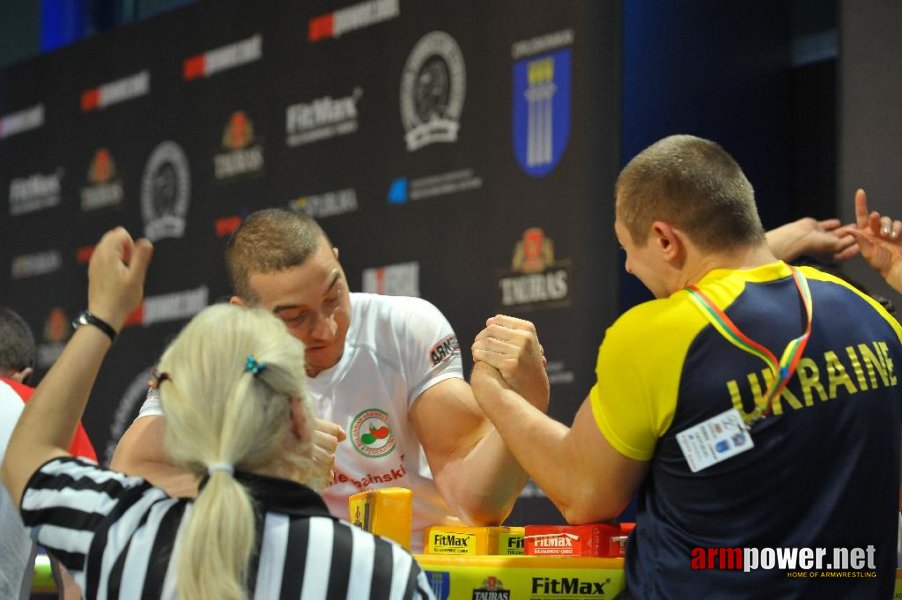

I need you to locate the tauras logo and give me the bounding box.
[497,228,571,311]
[500,271,568,306]
[9,170,63,216]
[37,307,70,368]
[286,88,362,146]
[81,148,124,210]
[472,592,509,600]
[472,576,509,600]
[214,112,264,180]
[532,577,607,595]
[214,146,263,178]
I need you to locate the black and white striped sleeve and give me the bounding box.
[18,457,156,589]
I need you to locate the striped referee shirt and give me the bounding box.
[21,457,435,599]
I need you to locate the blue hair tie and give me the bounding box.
[245,355,267,377]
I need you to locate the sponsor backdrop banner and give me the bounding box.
[0,0,621,525]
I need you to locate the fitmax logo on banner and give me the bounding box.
[9,169,63,216]
[512,30,573,177]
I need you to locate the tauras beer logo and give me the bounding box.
[37,307,70,368]
[214,111,264,179]
[471,577,509,600]
[81,148,124,210]
[401,31,465,151]
[497,228,571,311]
[9,170,62,216]
[286,88,362,147]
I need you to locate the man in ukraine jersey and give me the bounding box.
[471,135,902,597]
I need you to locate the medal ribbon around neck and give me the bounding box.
[686,266,813,425]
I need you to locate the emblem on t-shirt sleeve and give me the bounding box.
[430,334,460,366]
[351,408,396,458]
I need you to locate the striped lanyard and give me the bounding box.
[686,266,813,425]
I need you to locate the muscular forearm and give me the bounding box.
[473,376,637,524]
[472,383,582,518]
[766,222,805,262]
[435,428,529,525]
[110,417,199,497]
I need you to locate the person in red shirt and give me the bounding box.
[0,306,96,599]
[0,378,96,462]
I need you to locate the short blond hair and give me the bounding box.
[225,209,329,303]
[616,134,765,250]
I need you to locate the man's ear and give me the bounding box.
[651,221,684,263]
[11,367,33,384]
[332,247,340,260]
[229,295,246,307]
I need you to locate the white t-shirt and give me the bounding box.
[0,380,34,600]
[138,293,464,551]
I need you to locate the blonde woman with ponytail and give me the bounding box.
[1,227,435,600]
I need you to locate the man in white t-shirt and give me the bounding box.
[112,209,532,549]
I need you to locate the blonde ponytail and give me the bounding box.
[177,471,256,600]
[156,304,313,599]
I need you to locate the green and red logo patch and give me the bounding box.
[350,408,396,458]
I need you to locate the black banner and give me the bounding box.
[0,0,621,525]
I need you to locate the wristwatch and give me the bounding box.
[72,310,118,342]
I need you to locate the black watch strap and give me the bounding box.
[72,310,117,342]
